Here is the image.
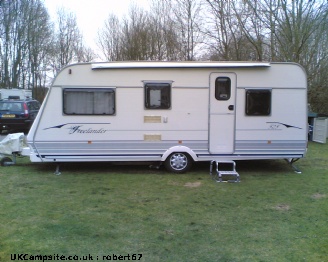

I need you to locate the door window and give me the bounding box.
[215,77,231,100]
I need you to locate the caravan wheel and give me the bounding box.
[1,157,12,166]
[164,152,192,173]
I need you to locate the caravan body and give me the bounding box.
[0,89,32,100]
[26,62,307,172]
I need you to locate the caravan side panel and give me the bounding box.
[28,66,210,162]
[234,63,307,157]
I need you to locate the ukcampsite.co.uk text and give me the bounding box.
[10,253,143,261]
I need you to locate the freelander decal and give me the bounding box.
[44,123,111,134]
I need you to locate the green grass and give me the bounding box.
[0,142,327,261]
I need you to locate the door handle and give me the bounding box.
[228,105,234,111]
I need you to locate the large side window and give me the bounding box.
[246,90,271,116]
[215,77,231,100]
[63,88,115,115]
[145,83,171,109]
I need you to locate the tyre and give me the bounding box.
[1,157,13,166]
[164,152,192,173]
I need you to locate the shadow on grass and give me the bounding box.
[236,159,293,173]
[31,161,168,176]
[29,158,295,178]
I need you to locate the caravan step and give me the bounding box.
[210,161,240,183]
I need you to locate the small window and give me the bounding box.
[63,88,115,115]
[27,101,40,110]
[145,83,171,109]
[215,77,231,100]
[246,90,271,116]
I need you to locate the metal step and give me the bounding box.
[210,160,240,183]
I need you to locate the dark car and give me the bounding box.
[0,99,41,133]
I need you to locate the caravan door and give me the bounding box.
[209,73,236,154]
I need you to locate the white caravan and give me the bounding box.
[25,62,308,173]
[0,89,32,100]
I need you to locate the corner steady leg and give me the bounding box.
[54,164,61,175]
[285,158,302,174]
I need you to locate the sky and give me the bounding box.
[44,0,149,54]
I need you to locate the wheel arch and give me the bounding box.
[161,146,198,162]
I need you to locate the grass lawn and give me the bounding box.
[0,142,327,262]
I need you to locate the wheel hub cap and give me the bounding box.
[171,154,187,170]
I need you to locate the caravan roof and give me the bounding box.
[91,61,271,70]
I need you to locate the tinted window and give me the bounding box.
[215,77,231,100]
[27,101,40,110]
[145,83,171,109]
[0,102,23,111]
[63,88,115,115]
[246,90,271,116]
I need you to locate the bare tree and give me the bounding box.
[232,0,267,61]
[75,45,96,63]
[97,2,182,61]
[172,0,204,60]
[120,6,151,60]
[51,8,95,73]
[97,6,152,61]
[0,0,27,88]
[148,0,181,60]
[97,14,123,61]
[26,0,53,98]
[274,0,327,62]
[0,0,53,92]
[204,0,251,60]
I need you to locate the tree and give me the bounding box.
[97,2,182,61]
[274,0,328,113]
[148,0,181,60]
[97,6,152,61]
[97,0,205,61]
[0,0,53,92]
[0,0,28,88]
[172,0,204,60]
[97,14,123,61]
[26,0,53,98]
[120,6,151,60]
[204,0,252,60]
[232,0,267,61]
[51,8,95,74]
[51,8,81,73]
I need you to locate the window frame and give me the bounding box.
[245,89,272,116]
[63,88,116,116]
[144,82,172,110]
